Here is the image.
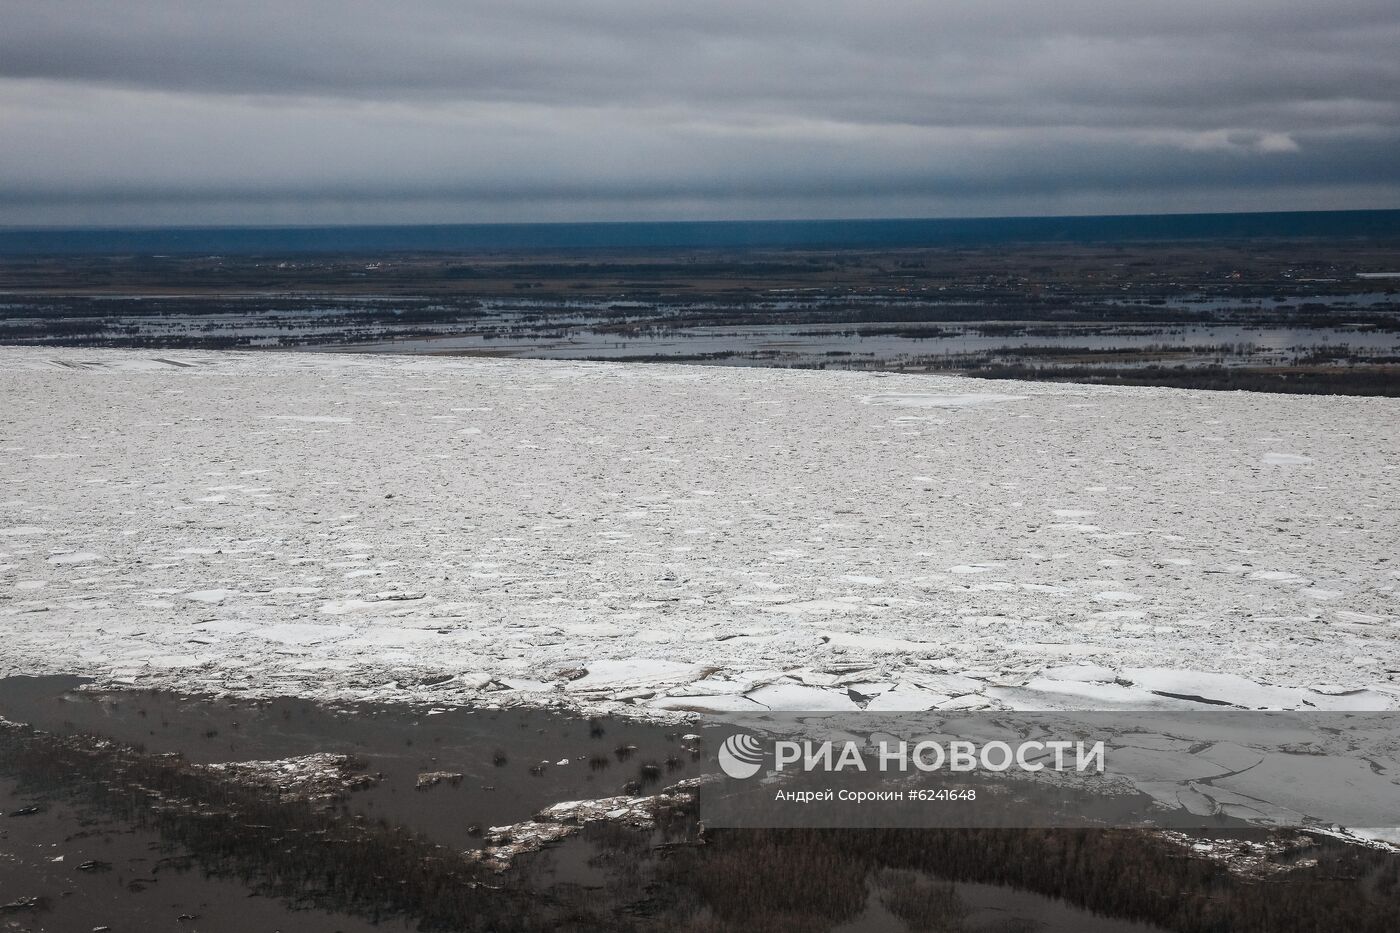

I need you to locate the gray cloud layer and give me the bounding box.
[3,1,1398,224]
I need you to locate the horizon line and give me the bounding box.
[4,206,1400,233]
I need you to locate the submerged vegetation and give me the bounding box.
[657,827,1400,933]
[3,711,1398,933]
[0,719,538,930]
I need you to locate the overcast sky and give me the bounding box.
[3,0,1398,225]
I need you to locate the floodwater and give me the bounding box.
[0,777,417,933]
[344,320,1400,367]
[0,675,709,852]
[0,676,1179,931]
[5,290,1397,372]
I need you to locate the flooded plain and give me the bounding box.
[343,318,1400,369]
[0,676,1200,932]
[0,675,711,853]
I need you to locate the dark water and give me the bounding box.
[826,879,1167,933]
[0,676,1171,932]
[4,209,1400,255]
[0,675,712,851]
[0,778,416,933]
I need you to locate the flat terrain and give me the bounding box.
[4,241,1399,394]
[4,240,1399,299]
[1,347,1397,713]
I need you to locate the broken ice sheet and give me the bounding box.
[1,347,1397,719]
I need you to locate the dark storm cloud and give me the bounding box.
[2,1,1398,223]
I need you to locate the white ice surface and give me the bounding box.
[1,347,1397,714]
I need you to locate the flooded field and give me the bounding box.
[4,291,1398,395]
[4,293,1399,364]
[0,676,714,848]
[3,241,1399,393]
[0,778,417,933]
[3,677,1397,932]
[344,317,1400,370]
